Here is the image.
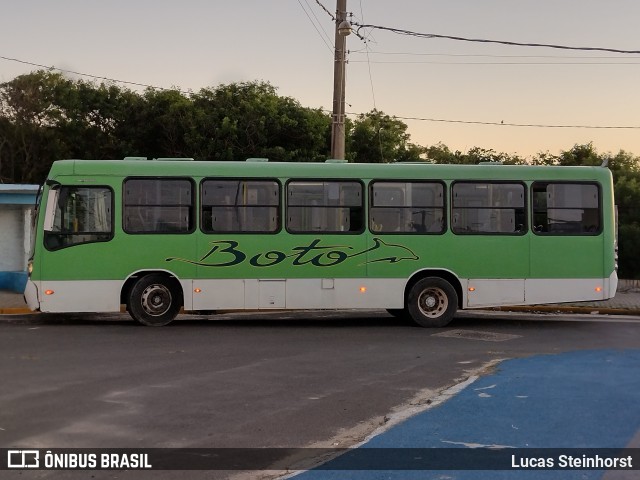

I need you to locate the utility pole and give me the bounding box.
[330,0,350,160]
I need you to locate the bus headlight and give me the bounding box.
[28,261,33,276]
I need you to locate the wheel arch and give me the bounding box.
[121,269,185,307]
[404,269,464,309]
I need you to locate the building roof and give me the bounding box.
[0,184,40,205]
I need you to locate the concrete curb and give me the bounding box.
[494,305,640,316]
[0,307,33,315]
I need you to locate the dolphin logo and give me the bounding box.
[349,237,419,265]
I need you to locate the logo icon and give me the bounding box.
[7,450,39,468]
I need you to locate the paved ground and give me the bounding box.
[2,287,639,479]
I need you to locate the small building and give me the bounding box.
[0,184,39,292]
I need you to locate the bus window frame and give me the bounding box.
[199,177,282,234]
[43,184,115,251]
[369,179,447,235]
[450,180,528,236]
[285,178,365,235]
[531,181,602,236]
[122,176,196,235]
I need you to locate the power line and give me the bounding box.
[313,0,335,21]
[352,50,640,60]
[389,114,640,130]
[2,54,639,131]
[350,59,640,65]
[358,0,384,162]
[0,55,172,91]
[321,109,640,130]
[352,23,640,55]
[297,0,334,53]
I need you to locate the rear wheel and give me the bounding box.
[128,274,182,326]
[407,277,457,328]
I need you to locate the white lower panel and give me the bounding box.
[37,280,122,313]
[524,278,609,305]
[31,273,618,314]
[258,279,286,309]
[465,277,613,308]
[285,278,406,309]
[192,279,245,310]
[466,279,525,307]
[191,278,406,310]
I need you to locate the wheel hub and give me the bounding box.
[141,284,172,316]
[424,295,437,308]
[418,287,448,317]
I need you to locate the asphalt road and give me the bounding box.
[1,309,639,480]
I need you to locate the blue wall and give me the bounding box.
[0,271,28,293]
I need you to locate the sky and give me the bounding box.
[2,0,640,159]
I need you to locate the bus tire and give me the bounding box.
[128,274,181,326]
[407,277,457,328]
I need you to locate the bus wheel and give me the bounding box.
[128,275,181,326]
[407,277,457,328]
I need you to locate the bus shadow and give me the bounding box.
[10,310,618,332]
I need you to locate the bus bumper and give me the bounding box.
[607,270,619,299]
[24,279,40,311]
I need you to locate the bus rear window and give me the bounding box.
[532,182,600,235]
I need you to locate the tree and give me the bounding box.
[0,71,142,182]
[0,71,72,182]
[190,81,330,162]
[348,109,423,163]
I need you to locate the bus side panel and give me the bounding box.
[193,233,371,309]
[37,280,122,312]
[365,233,530,308]
[529,236,604,279]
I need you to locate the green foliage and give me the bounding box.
[618,224,640,279]
[1,70,640,277]
[0,73,330,182]
[188,81,329,162]
[424,143,524,165]
[348,109,423,163]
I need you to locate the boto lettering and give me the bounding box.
[166,238,419,268]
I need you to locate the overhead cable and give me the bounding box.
[352,23,640,55]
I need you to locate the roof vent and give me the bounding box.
[154,158,194,161]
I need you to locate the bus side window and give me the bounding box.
[123,178,194,234]
[451,182,525,235]
[370,181,445,234]
[532,182,600,235]
[287,181,363,233]
[201,179,280,233]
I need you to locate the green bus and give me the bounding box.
[25,158,618,327]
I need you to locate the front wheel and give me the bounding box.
[128,274,182,326]
[407,277,458,328]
